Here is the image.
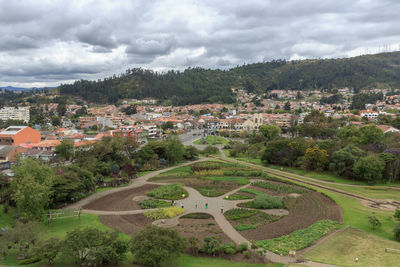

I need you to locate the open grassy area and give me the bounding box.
[193,135,229,145]
[304,227,400,267]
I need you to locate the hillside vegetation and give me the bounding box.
[59,52,400,105]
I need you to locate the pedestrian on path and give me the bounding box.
[221,206,224,213]
[195,204,197,208]
[205,202,208,209]
[181,203,184,209]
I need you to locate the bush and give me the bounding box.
[199,236,223,256]
[146,184,188,200]
[18,257,41,265]
[253,194,283,209]
[140,199,171,209]
[235,224,256,231]
[224,208,256,220]
[238,242,248,252]
[200,145,219,155]
[143,207,185,220]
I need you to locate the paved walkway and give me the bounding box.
[70,157,340,266]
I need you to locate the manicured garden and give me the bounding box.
[147,183,188,200]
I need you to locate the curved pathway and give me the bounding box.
[69,156,340,266]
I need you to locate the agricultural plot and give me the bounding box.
[224,208,281,231]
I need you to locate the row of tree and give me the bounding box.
[59,52,400,104]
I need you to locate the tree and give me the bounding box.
[6,221,41,258]
[258,124,281,142]
[199,236,222,256]
[165,136,185,163]
[63,227,129,266]
[353,155,385,183]
[368,215,382,230]
[394,209,400,221]
[183,145,198,160]
[284,101,291,111]
[55,140,74,160]
[187,237,200,255]
[11,158,55,220]
[122,104,137,115]
[304,146,329,171]
[130,226,185,267]
[359,125,384,145]
[51,116,61,127]
[32,237,61,266]
[330,144,366,177]
[161,121,174,130]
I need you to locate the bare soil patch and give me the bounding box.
[233,191,342,241]
[99,213,153,236]
[83,184,159,211]
[173,217,233,244]
[360,199,400,211]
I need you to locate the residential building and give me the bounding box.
[0,107,30,122]
[0,126,41,145]
[360,110,379,119]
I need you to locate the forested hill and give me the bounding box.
[59,51,400,105]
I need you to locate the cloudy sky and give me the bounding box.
[1,0,400,88]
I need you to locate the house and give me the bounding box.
[0,145,26,169]
[377,125,400,134]
[360,110,379,119]
[0,126,41,145]
[243,113,264,131]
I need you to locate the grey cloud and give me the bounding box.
[1,0,400,87]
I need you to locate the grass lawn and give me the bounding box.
[193,135,228,145]
[303,227,400,267]
[201,176,250,185]
[175,254,283,267]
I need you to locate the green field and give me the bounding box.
[193,135,228,145]
[304,227,400,267]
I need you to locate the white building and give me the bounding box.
[0,107,30,123]
[142,124,158,139]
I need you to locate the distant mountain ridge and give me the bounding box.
[58,51,400,105]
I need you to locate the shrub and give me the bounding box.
[235,224,256,231]
[143,207,185,220]
[253,194,283,209]
[199,236,223,256]
[224,208,256,220]
[393,223,400,241]
[140,199,171,209]
[243,250,250,259]
[18,257,41,265]
[394,209,400,221]
[146,184,188,200]
[368,215,382,230]
[238,242,248,252]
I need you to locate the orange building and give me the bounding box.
[0,126,41,145]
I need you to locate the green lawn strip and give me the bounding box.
[195,186,226,197]
[235,224,257,231]
[180,212,213,219]
[147,183,188,200]
[226,193,254,200]
[0,204,16,228]
[240,188,265,196]
[175,254,283,267]
[256,220,340,255]
[238,194,283,209]
[303,227,400,267]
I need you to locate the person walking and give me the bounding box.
[221,206,224,213]
[181,203,184,209]
[205,202,208,209]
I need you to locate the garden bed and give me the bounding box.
[83,184,159,211]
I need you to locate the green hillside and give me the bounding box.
[59,52,400,105]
